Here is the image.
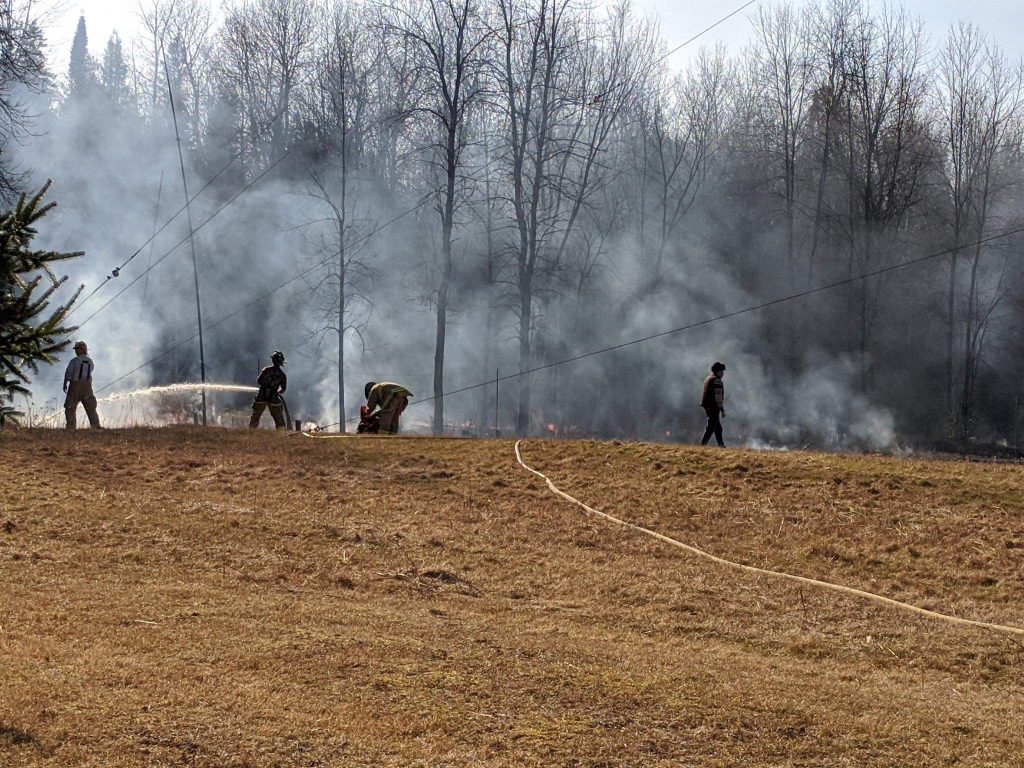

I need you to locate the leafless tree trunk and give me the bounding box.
[387,0,489,434]
[216,0,317,168]
[806,0,854,286]
[496,0,652,435]
[751,4,813,277]
[299,2,379,430]
[937,25,1024,438]
[841,5,929,391]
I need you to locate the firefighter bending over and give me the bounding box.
[250,351,288,429]
[700,361,726,447]
[364,381,412,435]
[64,340,102,429]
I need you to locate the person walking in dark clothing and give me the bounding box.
[249,350,288,429]
[700,361,726,447]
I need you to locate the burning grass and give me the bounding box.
[1,429,1022,766]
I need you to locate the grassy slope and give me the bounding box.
[1,429,1022,767]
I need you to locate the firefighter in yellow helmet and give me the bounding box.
[364,381,413,435]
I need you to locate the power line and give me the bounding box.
[68,103,294,319]
[586,0,761,107]
[77,0,765,378]
[73,149,294,332]
[95,219,1024,426]
[658,0,760,66]
[68,150,247,318]
[396,223,1024,414]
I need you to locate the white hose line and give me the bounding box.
[515,440,1024,639]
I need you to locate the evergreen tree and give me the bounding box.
[0,182,83,422]
[67,14,97,98]
[101,32,129,110]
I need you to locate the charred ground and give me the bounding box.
[1,429,1022,766]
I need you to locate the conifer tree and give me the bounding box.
[68,14,97,98]
[101,32,129,110]
[0,182,83,422]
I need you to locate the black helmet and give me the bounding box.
[271,350,285,366]
[364,381,377,398]
[711,361,726,373]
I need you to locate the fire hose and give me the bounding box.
[515,440,1024,639]
[279,394,292,429]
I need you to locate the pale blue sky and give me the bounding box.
[44,0,1024,74]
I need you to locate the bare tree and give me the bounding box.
[300,0,380,429]
[751,4,813,276]
[137,0,175,112]
[840,4,930,390]
[385,0,490,434]
[804,0,856,285]
[368,14,420,194]
[635,47,729,290]
[165,0,214,141]
[216,0,318,167]
[496,0,652,434]
[937,24,1024,438]
[0,0,46,200]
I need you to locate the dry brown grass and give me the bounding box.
[1,429,1022,767]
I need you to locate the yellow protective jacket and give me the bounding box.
[367,382,412,412]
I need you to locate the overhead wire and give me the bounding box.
[583,0,761,108]
[94,191,436,396]
[77,0,760,358]
[385,222,1024,420]
[67,101,294,320]
[87,0,788,413]
[660,0,760,64]
[298,221,1024,431]
[70,0,1023,436]
[68,152,249,317]
[73,149,295,332]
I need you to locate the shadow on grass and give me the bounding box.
[0,723,36,747]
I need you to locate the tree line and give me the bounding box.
[5,0,1024,444]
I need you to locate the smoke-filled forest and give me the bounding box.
[3,0,1024,448]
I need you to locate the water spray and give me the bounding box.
[40,383,258,427]
[96,383,257,404]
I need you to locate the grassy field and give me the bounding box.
[1,428,1022,767]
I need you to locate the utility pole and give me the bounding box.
[495,368,499,438]
[164,56,208,425]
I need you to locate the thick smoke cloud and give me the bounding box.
[11,0,1024,451]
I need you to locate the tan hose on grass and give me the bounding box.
[515,440,1024,639]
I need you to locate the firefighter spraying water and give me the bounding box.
[250,351,289,430]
